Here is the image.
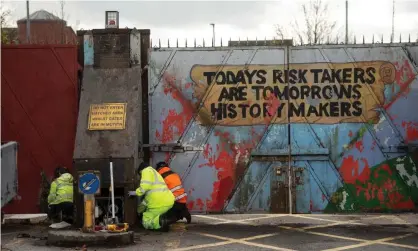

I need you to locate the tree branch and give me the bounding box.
[274,0,339,45]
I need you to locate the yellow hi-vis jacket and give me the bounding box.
[48,173,74,205]
[136,166,174,209]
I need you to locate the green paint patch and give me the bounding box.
[325,154,418,213]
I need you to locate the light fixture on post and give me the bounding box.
[105,11,119,29]
[210,23,215,47]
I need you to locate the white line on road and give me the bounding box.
[321,233,417,251]
[213,215,288,225]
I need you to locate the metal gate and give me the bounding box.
[1,45,79,213]
[148,44,418,214]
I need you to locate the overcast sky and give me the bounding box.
[3,0,418,46]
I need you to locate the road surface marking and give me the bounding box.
[291,214,366,225]
[168,240,236,251]
[282,225,418,250]
[190,214,417,251]
[194,214,287,226]
[387,215,418,233]
[279,226,366,242]
[192,215,227,222]
[192,215,255,225]
[321,233,416,251]
[170,232,293,251]
[382,241,418,250]
[198,232,294,251]
[213,215,288,225]
[302,215,385,230]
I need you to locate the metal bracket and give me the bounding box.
[295,176,304,185]
[142,143,203,152]
[252,148,330,161]
[276,167,284,176]
[294,167,304,173]
[381,144,418,153]
[276,166,304,176]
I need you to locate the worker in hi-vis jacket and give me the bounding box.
[47,166,74,224]
[155,161,191,223]
[128,162,176,231]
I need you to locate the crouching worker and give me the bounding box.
[155,162,192,223]
[48,166,74,224]
[128,162,175,231]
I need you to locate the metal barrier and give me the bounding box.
[1,141,18,208]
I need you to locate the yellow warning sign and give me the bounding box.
[88,103,127,130]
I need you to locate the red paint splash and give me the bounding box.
[159,74,280,212]
[155,73,194,144]
[379,179,414,209]
[342,158,415,209]
[196,198,205,211]
[199,145,235,211]
[188,93,281,211]
[340,156,370,184]
[155,109,189,143]
[384,60,416,110]
[355,140,364,152]
[388,197,415,209]
[402,121,418,143]
[374,164,392,178]
[263,92,281,124]
[371,140,377,150]
[187,201,194,210]
[197,129,262,211]
[394,60,415,88]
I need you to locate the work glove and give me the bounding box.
[128,191,137,197]
[137,202,147,214]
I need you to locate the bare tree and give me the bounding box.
[1,2,12,44]
[275,0,339,45]
[53,0,70,43]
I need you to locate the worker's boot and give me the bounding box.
[183,208,192,224]
[158,214,170,232]
[185,212,192,224]
[159,213,179,232]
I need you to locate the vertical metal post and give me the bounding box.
[286,45,292,214]
[82,194,95,232]
[345,0,348,44]
[109,157,116,223]
[26,0,30,43]
[391,0,395,43]
[210,23,215,47]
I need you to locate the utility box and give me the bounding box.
[73,26,150,227]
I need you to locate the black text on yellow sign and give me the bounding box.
[88,103,127,130]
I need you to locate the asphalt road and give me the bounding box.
[2,214,418,251]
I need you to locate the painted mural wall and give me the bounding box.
[148,44,418,213]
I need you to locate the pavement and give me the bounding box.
[1,213,418,251]
[2,214,48,225]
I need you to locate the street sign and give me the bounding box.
[79,173,100,195]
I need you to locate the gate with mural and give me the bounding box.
[148,44,418,214]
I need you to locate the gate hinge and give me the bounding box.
[142,143,203,152]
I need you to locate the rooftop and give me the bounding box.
[17,10,62,22]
